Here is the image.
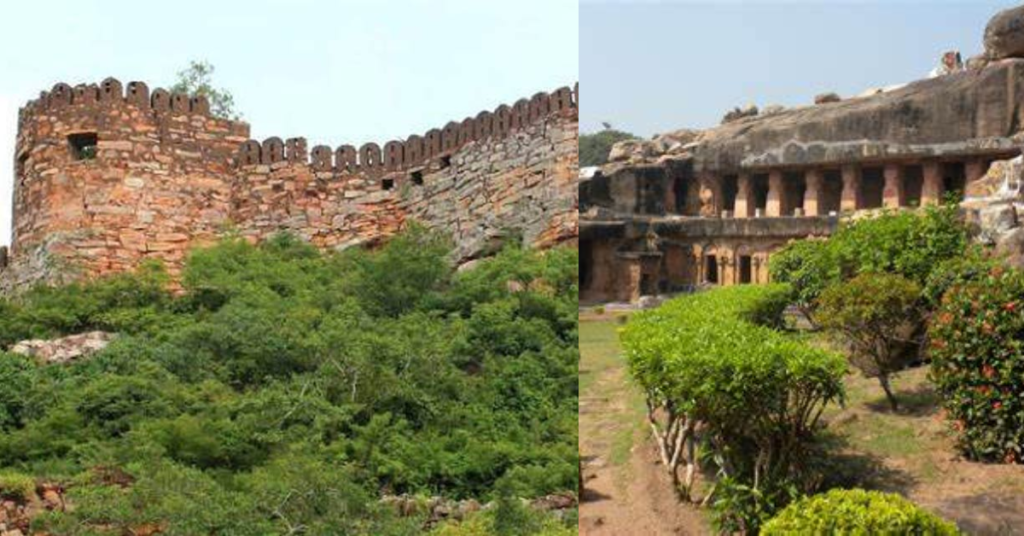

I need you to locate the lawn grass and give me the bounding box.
[579,314,628,393]
[579,314,646,472]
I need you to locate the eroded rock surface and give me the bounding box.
[985,4,1024,60]
[9,331,114,364]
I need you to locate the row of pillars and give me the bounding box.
[694,249,768,286]
[702,159,987,218]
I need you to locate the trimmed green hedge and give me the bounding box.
[762,488,959,535]
[621,284,846,532]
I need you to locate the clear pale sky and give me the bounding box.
[0,0,579,247]
[581,1,1015,136]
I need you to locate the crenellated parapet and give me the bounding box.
[3,76,578,294]
[236,83,578,174]
[19,77,212,123]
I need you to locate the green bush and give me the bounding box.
[0,261,171,347]
[579,129,636,167]
[830,203,968,285]
[768,238,839,316]
[762,488,959,535]
[0,470,36,501]
[621,284,846,532]
[0,228,579,533]
[929,264,1024,463]
[770,204,968,319]
[817,273,923,410]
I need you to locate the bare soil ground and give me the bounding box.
[823,365,1024,535]
[579,315,710,535]
[580,313,1024,535]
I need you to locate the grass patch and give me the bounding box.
[0,471,35,502]
[579,316,627,393]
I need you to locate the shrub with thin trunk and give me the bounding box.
[621,284,845,532]
[817,273,922,411]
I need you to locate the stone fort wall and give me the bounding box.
[1,78,578,292]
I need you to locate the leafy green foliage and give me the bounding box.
[620,285,846,532]
[770,204,968,316]
[761,488,959,535]
[767,238,839,316]
[929,264,1024,463]
[0,471,35,501]
[579,129,636,166]
[817,273,923,411]
[169,60,240,120]
[0,227,578,533]
[0,261,171,348]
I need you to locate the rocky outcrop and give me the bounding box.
[985,5,1024,60]
[962,155,1024,267]
[654,59,1024,174]
[0,483,65,536]
[607,130,703,165]
[383,492,577,528]
[9,331,114,364]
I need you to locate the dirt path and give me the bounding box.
[579,318,709,536]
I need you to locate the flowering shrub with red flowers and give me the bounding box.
[928,264,1024,463]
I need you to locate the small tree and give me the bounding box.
[817,273,922,410]
[768,237,840,324]
[170,60,240,120]
[579,127,636,166]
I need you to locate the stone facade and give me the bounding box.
[580,9,1024,304]
[1,79,579,293]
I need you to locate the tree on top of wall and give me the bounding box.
[170,60,241,121]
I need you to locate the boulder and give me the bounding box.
[966,54,990,72]
[998,226,1024,268]
[608,139,660,163]
[985,5,1024,60]
[978,204,1019,244]
[815,92,841,105]
[964,158,1022,201]
[9,331,114,364]
[721,104,758,124]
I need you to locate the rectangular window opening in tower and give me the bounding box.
[382,178,395,191]
[68,132,98,161]
[411,170,424,186]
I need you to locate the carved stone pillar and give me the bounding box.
[698,173,722,218]
[621,257,642,304]
[922,161,944,206]
[883,164,904,209]
[734,174,754,218]
[965,159,986,188]
[664,177,677,215]
[720,253,733,287]
[766,170,784,217]
[840,164,862,212]
[803,169,823,216]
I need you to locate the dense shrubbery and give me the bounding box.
[929,263,1024,464]
[621,285,846,533]
[770,204,968,318]
[0,227,579,534]
[761,488,959,535]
